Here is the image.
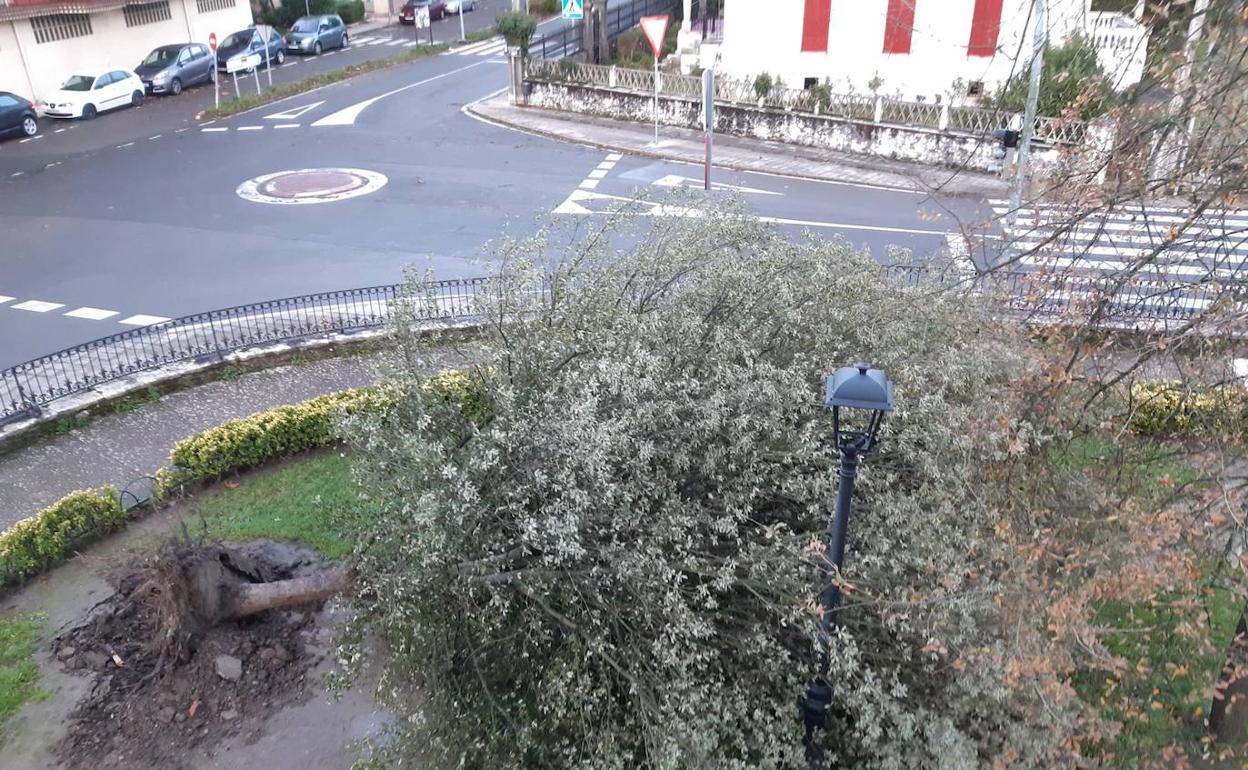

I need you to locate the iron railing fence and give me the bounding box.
[4,268,1243,425]
[528,0,678,60]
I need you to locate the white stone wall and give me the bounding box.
[713,0,1090,103]
[2,0,252,103]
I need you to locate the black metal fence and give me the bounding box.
[0,268,1238,426]
[0,278,486,426]
[529,0,680,60]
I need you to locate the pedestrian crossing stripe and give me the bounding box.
[453,37,504,55]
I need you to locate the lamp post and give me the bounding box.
[800,363,894,761]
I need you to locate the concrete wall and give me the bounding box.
[713,0,1089,104]
[1,0,252,102]
[524,79,1076,174]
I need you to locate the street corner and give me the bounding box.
[236,167,388,204]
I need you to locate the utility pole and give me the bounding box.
[1008,0,1046,223]
[1174,0,1211,181]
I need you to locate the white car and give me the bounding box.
[42,70,145,120]
[445,0,475,11]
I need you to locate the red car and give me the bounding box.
[400,0,446,24]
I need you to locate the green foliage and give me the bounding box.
[0,489,125,586]
[166,388,391,483]
[994,35,1113,119]
[337,0,365,24]
[346,199,1084,769]
[262,0,337,30]
[609,24,678,69]
[195,452,371,559]
[753,71,775,98]
[1128,381,1248,438]
[496,12,537,55]
[0,616,46,739]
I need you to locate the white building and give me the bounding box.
[681,0,1149,104]
[0,0,253,103]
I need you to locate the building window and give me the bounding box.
[196,0,235,13]
[803,77,818,90]
[967,80,984,96]
[124,1,172,27]
[31,13,92,44]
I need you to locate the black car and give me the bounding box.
[0,91,38,139]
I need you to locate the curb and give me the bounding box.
[464,96,1009,197]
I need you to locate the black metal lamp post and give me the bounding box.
[800,363,894,760]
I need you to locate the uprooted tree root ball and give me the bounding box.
[51,538,351,770]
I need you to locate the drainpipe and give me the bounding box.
[11,20,39,103]
[180,0,195,42]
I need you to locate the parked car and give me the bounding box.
[135,43,214,95]
[444,0,475,12]
[0,91,38,138]
[41,71,144,119]
[215,25,284,71]
[284,15,348,56]
[400,0,446,24]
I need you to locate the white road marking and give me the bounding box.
[368,39,389,45]
[10,172,23,177]
[12,300,64,313]
[274,123,300,129]
[19,137,31,144]
[0,296,14,304]
[237,125,264,131]
[54,128,65,133]
[351,36,376,44]
[579,179,600,189]
[404,41,420,47]
[148,134,162,140]
[605,153,623,161]
[652,174,784,196]
[311,59,493,127]
[586,168,609,179]
[264,100,324,120]
[201,120,216,125]
[386,39,406,46]
[454,38,499,55]
[64,306,119,321]
[201,127,228,132]
[116,142,135,148]
[119,314,171,326]
[44,162,60,169]
[324,50,339,56]
[175,127,189,132]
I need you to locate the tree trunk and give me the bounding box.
[225,564,351,619]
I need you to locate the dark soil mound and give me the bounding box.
[52,540,338,770]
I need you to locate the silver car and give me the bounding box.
[135,44,215,95]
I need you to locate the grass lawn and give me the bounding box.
[193,451,373,560]
[0,616,45,741]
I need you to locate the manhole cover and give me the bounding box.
[236,168,388,205]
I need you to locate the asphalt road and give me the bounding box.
[0,40,978,369]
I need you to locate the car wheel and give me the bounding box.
[21,116,37,136]
[276,49,285,65]
[314,40,322,55]
[171,77,183,95]
[131,90,144,107]
[82,104,97,120]
[342,32,349,48]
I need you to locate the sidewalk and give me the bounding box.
[467,92,1011,198]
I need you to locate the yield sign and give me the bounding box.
[639,15,669,59]
[561,0,583,19]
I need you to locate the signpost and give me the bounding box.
[561,0,582,19]
[415,6,431,45]
[702,68,714,190]
[209,32,219,110]
[226,52,262,99]
[639,15,668,145]
[457,1,465,41]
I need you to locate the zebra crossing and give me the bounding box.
[989,198,1248,326]
[347,34,425,48]
[345,34,505,55]
[449,37,507,57]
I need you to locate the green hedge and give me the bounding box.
[1129,382,1248,437]
[338,0,365,25]
[0,488,125,586]
[167,387,392,483]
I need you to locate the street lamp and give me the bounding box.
[800,363,894,756]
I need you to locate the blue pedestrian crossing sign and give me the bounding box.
[562,0,583,20]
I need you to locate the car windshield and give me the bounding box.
[142,48,179,66]
[291,18,318,32]
[221,31,251,48]
[61,75,94,91]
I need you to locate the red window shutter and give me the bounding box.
[882,0,915,54]
[801,0,832,52]
[967,0,1003,57]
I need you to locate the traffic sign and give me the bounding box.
[561,0,583,20]
[415,6,430,28]
[208,31,217,52]
[639,15,668,58]
[226,52,261,73]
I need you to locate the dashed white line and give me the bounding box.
[237,125,264,131]
[579,179,600,189]
[117,142,135,148]
[10,172,23,177]
[605,153,623,161]
[64,307,119,321]
[587,168,609,179]
[274,123,300,129]
[175,127,189,133]
[11,300,64,313]
[54,128,65,133]
[386,39,406,46]
[119,314,171,326]
[148,134,162,140]
[201,127,228,132]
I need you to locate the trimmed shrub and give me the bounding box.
[496,11,537,55]
[0,488,125,586]
[1129,381,1248,438]
[337,0,365,25]
[526,0,560,14]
